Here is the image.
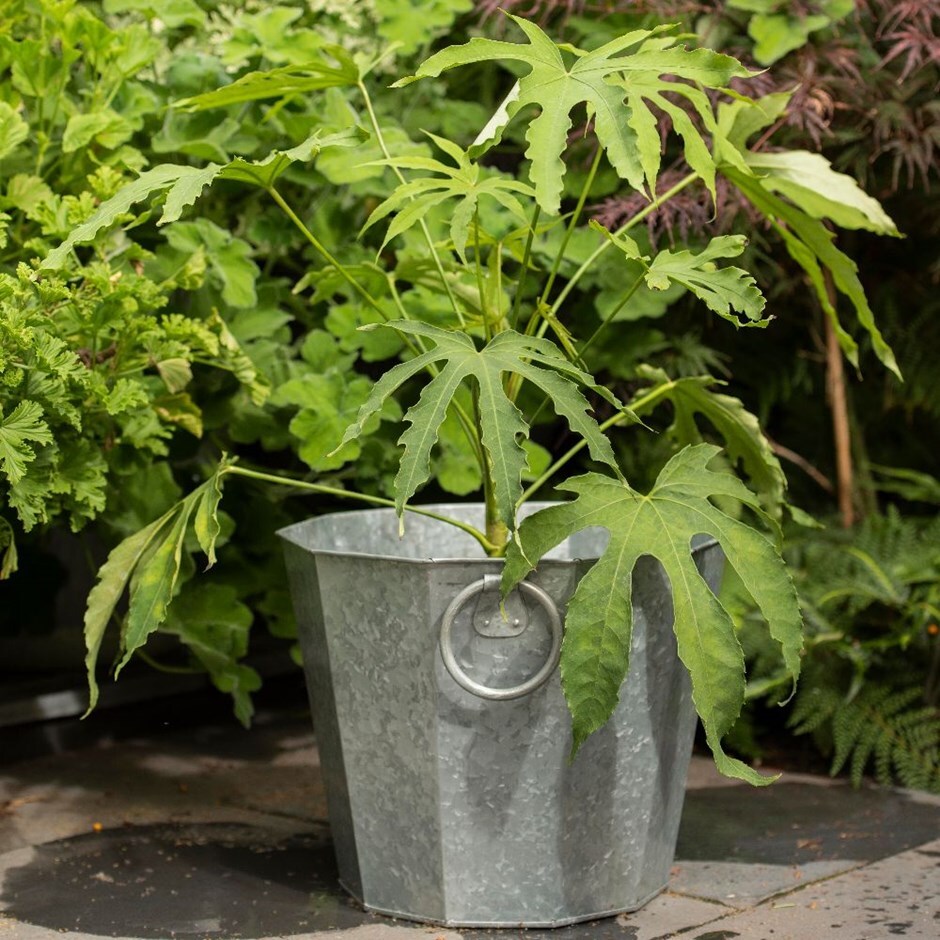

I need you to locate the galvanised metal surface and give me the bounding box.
[279,505,723,928]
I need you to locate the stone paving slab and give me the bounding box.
[698,837,940,940]
[1,714,939,940]
[668,858,859,908]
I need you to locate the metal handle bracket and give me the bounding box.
[439,577,562,701]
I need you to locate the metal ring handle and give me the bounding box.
[439,578,562,701]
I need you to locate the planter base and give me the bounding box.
[346,881,668,929]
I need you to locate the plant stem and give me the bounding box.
[272,149,485,483]
[517,380,675,507]
[387,276,483,468]
[521,274,644,430]
[823,272,856,528]
[226,465,498,554]
[267,186,386,319]
[137,651,203,676]
[511,205,540,331]
[542,171,700,332]
[357,80,466,326]
[535,147,604,323]
[474,209,491,342]
[577,274,645,360]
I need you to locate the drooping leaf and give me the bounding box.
[0,515,18,579]
[117,497,196,675]
[42,128,367,269]
[83,511,175,712]
[194,462,225,568]
[745,151,899,236]
[722,166,900,377]
[400,16,751,213]
[632,367,786,517]
[336,321,627,527]
[598,226,767,326]
[83,460,232,706]
[503,444,802,784]
[174,50,361,111]
[0,401,54,485]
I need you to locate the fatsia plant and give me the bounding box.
[44,15,900,784]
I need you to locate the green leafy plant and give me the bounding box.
[734,503,940,791]
[790,682,940,793]
[45,13,900,783]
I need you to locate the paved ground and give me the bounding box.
[1,705,938,940]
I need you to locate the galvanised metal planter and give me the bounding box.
[279,504,723,928]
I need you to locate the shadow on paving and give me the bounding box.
[5,780,939,939]
[677,781,940,865]
[1,822,378,938]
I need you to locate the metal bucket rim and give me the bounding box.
[276,503,719,565]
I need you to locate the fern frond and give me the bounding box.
[792,682,940,792]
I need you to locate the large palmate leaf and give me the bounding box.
[42,128,367,269]
[598,226,767,326]
[362,133,535,261]
[632,367,786,517]
[503,444,802,784]
[83,459,231,711]
[336,321,627,526]
[399,15,751,214]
